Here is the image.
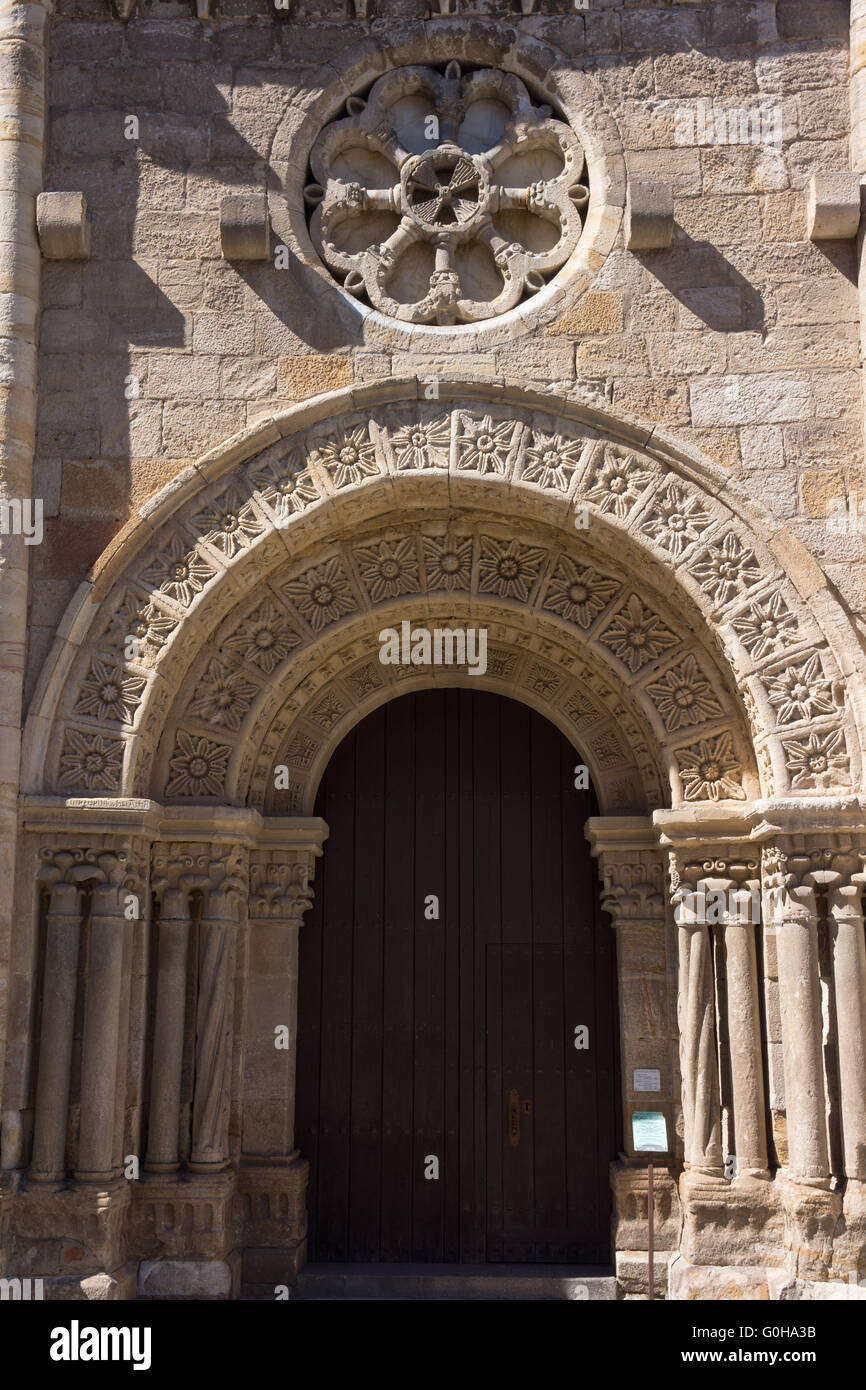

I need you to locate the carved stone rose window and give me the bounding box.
[304,62,589,326]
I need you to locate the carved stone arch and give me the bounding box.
[22,379,866,815]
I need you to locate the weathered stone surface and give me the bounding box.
[6,0,866,1307]
[625,181,674,251]
[806,171,862,241]
[36,192,91,261]
[669,1255,770,1301]
[220,192,271,262]
[138,1259,234,1300]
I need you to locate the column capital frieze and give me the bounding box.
[667,846,760,895]
[760,837,866,892]
[586,819,665,925]
[37,836,149,892]
[152,840,248,920]
[249,847,318,926]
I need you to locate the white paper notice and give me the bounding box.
[633,1068,661,1093]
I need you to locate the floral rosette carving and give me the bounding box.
[305,62,589,325]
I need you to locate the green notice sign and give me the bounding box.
[632,1111,668,1153]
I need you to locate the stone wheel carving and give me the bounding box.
[304,62,589,325]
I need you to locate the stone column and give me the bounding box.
[586,819,681,1295]
[238,822,327,1294]
[695,873,768,1177]
[244,830,326,1160]
[144,845,195,1174]
[30,852,86,1182]
[763,844,829,1185]
[77,845,146,1182]
[0,0,48,1128]
[675,905,723,1175]
[826,877,866,1181]
[189,845,247,1173]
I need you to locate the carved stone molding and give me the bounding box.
[26,384,866,820]
[586,817,665,926]
[153,841,248,921]
[37,837,147,904]
[249,850,317,926]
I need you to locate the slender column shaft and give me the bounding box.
[678,918,722,1173]
[190,916,235,1172]
[776,889,829,1183]
[829,884,866,1180]
[30,881,81,1181]
[145,888,191,1173]
[722,905,768,1174]
[77,885,126,1180]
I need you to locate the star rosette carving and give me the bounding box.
[305,62,589,325]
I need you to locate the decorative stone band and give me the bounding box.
[28,384,866,820]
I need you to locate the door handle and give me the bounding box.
[507,1090,532,1147]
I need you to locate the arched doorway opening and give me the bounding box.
[296,687,621,1265]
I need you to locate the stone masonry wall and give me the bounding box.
[28,0,861,704]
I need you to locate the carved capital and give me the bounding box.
[249,849,316,926]
[38,837,148,914]
[151,841,248,923]
[761,835,866,925]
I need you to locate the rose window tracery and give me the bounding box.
[304,62,589,325]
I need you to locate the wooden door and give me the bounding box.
[295,688,619,1264]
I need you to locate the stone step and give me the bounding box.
[292,1263,618,1301]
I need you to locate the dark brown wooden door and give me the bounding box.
[296,688,619,1264]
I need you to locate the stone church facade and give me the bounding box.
[1,0,866,1300]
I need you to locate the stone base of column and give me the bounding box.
[679,1170,786,1267]
[137,1253,240,1300]
[833,1179,866,1284]
[778,1175,843,1281]
[3,1180,131,1281]
[236,1155,309,1296]
[129,1171,237,1262]
[669,1255,866,1300]
[611,1160,681,1254]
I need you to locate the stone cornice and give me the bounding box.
[655,796,866,849]
[20,797,329,853]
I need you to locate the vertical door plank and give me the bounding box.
[380,694,416,1261]
[412,690,447,1259]
[484,944,504,1263]
[443,689,461,1261]
[295,768,326,1256]
[314,730,356,1260]
[500,942,534,1261]
[457,690,480,1260]
[472,693,501,1260]
[348,706,386,1260]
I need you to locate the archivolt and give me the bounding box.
[22,379,865,813]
